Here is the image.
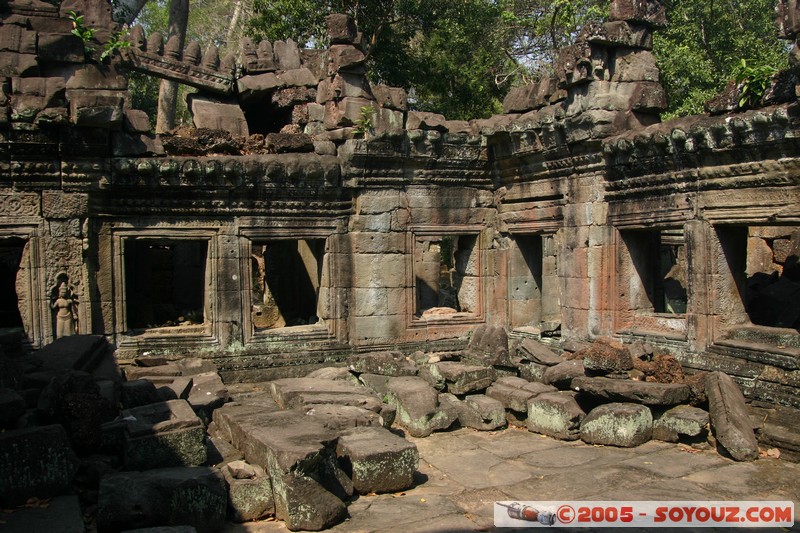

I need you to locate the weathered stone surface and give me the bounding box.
[97,467,227,533]
[187,94,248,136]
[486,377,557,412]
[124,363,181,381]
[274,39,302,70]
[358,373,391,395]
[705,372,759,461]
[122,399,207,469]
[222,461,274,522]
[571,376,691,405]
[187,371,229,418]
[0,387,25,424]
[463,325,513,367]
[274,471,347,531]
[578,337,634,373]
[433,361,496,395]
[371,84,408,111]
[517,338,563,366]
[336,426,418,494]
[348,351,418,377]
[457,394,506,430]
[0,425,79,506]
[328,44,366,73]
[652,405,709,442]
[269,378,381,413]
[121,379,162,408]
[326,14,358,44]
[543,360,586,389]
[302,404,384,431]
[519,361,548,382]
[580,403,653,447]
[386,376,457,437]
[38,32,85,63]
[609,0,667,28]
[527,392,585,440]
[158,376,193,401]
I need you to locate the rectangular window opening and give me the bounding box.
[621,228,688,315]
[744,226,800,329]
[414,234,479,318]
[509,235,560,329]
[124,239,208,330]
[251,239,324,330]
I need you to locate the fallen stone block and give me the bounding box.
[519,361,548,382]
[358,373,391,396]
[705,372,759,461]
[97,467,227,533]
[486,377,557,412]
[527,392,585,440]
[0,494,84,533]
[158,376,193,402]
[336,426,419,494]
[122,399,207,469]
[386,377,457,437]
[273,471,347,531]
[124,363,181,382]
[270,377,381,413]
[176,358,218,376]
[302,404,384,431]
[222,460,274,522]
[462,325,513,367]
[306,366,359,384]
[433,361,496,395]
[578,337,634,373]
[457,394,506,431]
[653,405,709,442]
[187,372,229,419]
[0,424,79,506]
[348,351,418,377]
[121,379,163,408]
[581,403,653,447]
[517,339,563,366]
[543,360,586,389]
[571,376,691,405]
[0,387,25,425]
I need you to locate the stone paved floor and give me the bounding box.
[224,426,800,533]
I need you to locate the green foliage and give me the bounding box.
[654,0,788,119]
[354,106,375,136]
[733,58,778,109]
[101,30,132,62]
[68,10,96,43]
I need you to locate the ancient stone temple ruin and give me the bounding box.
[0,0,798,530]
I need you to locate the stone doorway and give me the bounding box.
[0,238,25,329]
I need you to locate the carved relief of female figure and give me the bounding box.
[51,281,77,338]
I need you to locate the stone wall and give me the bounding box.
[0,0,799,406]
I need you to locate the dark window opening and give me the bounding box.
[251,239,324,329]
[744,226,800,329]
[0,238,25,328]
[415,235,479,317]
[124,240,207,330]
[622,229,687,314]
[241,100,293,136]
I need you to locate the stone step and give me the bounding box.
[336,426,419,494]
[269,377,382,412]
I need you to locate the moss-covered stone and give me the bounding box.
[581,402,653,447]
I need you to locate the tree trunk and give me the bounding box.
[225,0,242,49]
[155,0,189,133]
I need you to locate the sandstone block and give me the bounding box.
[0,425,79,506]
[97,467,227,533]
[222,461,275,522]
[269,377,382,413]
[337,426,418,494]
[348,351,418,377]
[584,20,653,49]
[705,372,759,461]
[274,39,301,70]
[277,67,318,87]
[187,94,248,136]
[371,84,408,111]
[406,111,447,131]
[519,361,548,382]
[37,32,85,62]
[386,376,457,437]
[486,377,557,412]
[653,405,709,442]
[571,376,691,405]
[527,392,585,440]
[518,338,563,366]
[237,73,283,103]
[580,403,653,447]
[609,0,667,28]
[302,404,383,431]
[121,379,162,408]
[326,14,358,44]
[579,337,634,373]
[187,371,230,419]
[69,94,124,128]
[543,360,586,389]
[122,399,207,469]
[433,361,496,395]
[457,394,506,430]
[328,44,366,73]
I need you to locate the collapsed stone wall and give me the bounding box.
[0,0,798,412]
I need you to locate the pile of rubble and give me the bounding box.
[0,328,785,531]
